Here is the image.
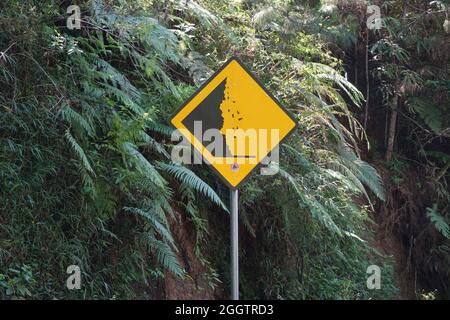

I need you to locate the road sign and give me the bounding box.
[170,57,298,300]
[170,57,297,189]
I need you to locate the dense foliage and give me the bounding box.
[0,0,448,299]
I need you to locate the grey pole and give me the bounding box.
[230,188,239,300]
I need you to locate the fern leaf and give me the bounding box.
[252,6,278,28]
[65,129,95,175]
[61,104,94,137]
[124,207,175,245]
[278,167,342,235]
[406,97,444,134]
[426,204,450,239]
[336,144,386,202]
[122,142,167,189]
[148,234,184,277]
[157,162,228,212]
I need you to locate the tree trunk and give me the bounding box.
[364,29,370,130]
[385,96,398,162]
[354,38,358,87]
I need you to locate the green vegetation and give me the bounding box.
[0,0,448,299]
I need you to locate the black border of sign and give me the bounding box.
[169,56,299,190]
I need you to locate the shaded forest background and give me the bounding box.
[0,0,449,299]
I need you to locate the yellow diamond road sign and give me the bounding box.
[170,57,297,189]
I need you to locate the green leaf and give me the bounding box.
[157,162,228,212]
[426,204,450,239]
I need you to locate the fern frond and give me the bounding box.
[95,59,141,102]
[252,6,278,28]
[123,207,175,245]
[426,204,450,239]
[65,129,95,175]
[146,122,174,136]
[313,63,364,107]
[122,142,167,189]
[61,104,94,137]
[147,233,184,277]
[157,162,228,212]
[278,167,342,235]
[335,144,385,202]
[139,131,170,159]
[406,97,444,134]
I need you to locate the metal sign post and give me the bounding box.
[230,188,239,300]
